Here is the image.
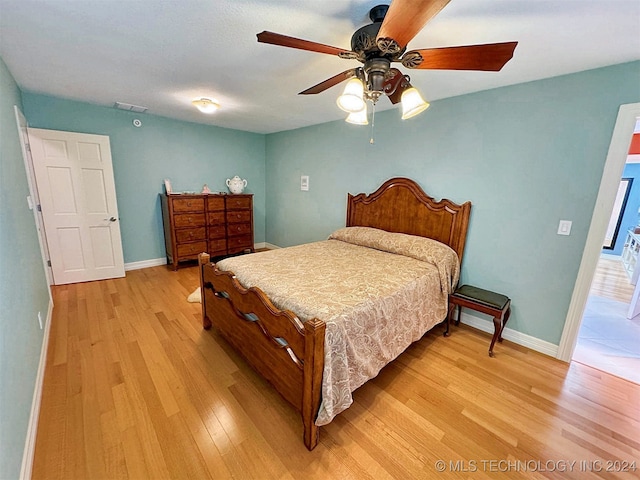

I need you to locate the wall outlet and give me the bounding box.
[37,311,43,330]
[301,175,309,191]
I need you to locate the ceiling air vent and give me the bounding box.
[114,102,148,113]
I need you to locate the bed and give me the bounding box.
[198,177,471,450]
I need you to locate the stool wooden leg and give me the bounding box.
[489,317,501,357]
[498,306,511,343]
[455,304,462,326]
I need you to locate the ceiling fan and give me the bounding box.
[257,0,517,123]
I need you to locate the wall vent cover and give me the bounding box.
[114,102,148,113]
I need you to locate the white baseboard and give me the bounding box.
[124,257,167,271]
[600,253,621,261]
[459,311,559,358]
[20,298,54,480]
[123,248,280,270]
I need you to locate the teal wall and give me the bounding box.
[21,94,266,264]
[265,61,640,345]
[0,57,50,479]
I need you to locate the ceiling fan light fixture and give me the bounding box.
[400,87,429,120]
[336,78,366,113]
[192,97,220,114]
[345,108,369,125]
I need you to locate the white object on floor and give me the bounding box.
[187,287,201,303]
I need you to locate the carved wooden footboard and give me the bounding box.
[198,252,326,450]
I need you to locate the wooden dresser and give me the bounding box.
[161,193,253,270]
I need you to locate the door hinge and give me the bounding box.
[36,204,42,212]
[47,260,52,267]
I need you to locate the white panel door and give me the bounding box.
[28,128,125,285]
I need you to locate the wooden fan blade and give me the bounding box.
[402,42,518,71]
[257,31,352,56]
[299,69,358,95]
[377,0,451,52]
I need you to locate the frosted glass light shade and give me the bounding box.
[336,78,366,113]
[192,98,220,114]
[400,87,429,119]
[345,108,368,125]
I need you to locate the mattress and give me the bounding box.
[216,227,460,425]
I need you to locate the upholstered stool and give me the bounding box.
[449,285,511,357]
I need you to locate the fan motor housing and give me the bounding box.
[351,5,406,61]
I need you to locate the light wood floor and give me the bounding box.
[33,265,640,479]
[590,257,634,303]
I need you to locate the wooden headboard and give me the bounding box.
[346,177,472,261]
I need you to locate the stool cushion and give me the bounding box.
[452,285,509,310]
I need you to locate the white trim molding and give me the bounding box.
[459,311,558,358]
[124,257,167,271]
[20,298,54,480]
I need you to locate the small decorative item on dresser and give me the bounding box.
[226,175,247,194]
[164,178,172,194]
[201,184,212,194]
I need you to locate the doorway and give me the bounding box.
[574,121,640,383]
[558,103,640,381]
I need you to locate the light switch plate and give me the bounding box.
[301,175,309,191]
[557,220,572,235]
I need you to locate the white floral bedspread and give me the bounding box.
[216,227,460,425]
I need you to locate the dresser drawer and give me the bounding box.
[227,234,253,253]
[226,196,252,210]
[227,210,251,223]
[176,241,207,258]
[208,224,226,239]
[207,211,225,225]
[207,196,225,211]
[227,222,252,236]
[172,197,204,212]
[208,239,227,255]
[174,213,205,228]
[176,227,206,243]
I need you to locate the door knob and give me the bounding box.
[105,216,117,222]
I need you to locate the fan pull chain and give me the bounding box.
[369,102,376,145]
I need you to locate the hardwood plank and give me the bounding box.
[33,264,640,479]
[591,257,634,303]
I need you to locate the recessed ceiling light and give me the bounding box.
[192,97,220,114]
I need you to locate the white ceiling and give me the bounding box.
[1,0,638,134]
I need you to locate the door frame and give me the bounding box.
[14,106,54,289]
[557,102,640,361]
